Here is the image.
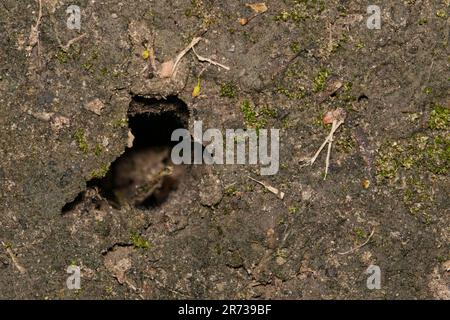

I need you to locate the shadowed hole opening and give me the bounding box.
[87,95,190,209]
[358,94,369,102]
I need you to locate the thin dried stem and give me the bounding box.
[337,228,375,255]
[192,47,230,71]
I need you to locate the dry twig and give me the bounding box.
[61,33,87,52]
[307,108,346,179]
[337,228,375,255]
[248,176,285,200]
[2,242,27,274]
[26,0,43,58]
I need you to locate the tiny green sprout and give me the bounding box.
[91,163,110,179]
[353,228,367,241]
[224,185,238,196]
[417,18,428,25]
[93,144,103,156]
[436,10,447,18]
[429,104,449,130]
[290,42,301,54]
[313,68,331,92]
[220,82,237,98]
[73,129,88,153]
[130,233,150,250]
[288,206,298,214]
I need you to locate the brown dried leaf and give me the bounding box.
[245,2,268,14]
[159,60,174,78]
[239,18,249,26]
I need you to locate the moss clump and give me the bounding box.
[130,233,150,250]
[276,86,305,99]
[224,185,238,197]
[313,68,331,92]
[376,133,449,181]
[290,41,301,54]
[113,118,128,128]
[353,228,367,241]
[273,0,325,24]
[241,100,267,132]
[91,163,110,179]
[336,130,356,153]
[93,144,103,156]
[376,104,449,215]
[220,82,237,98]
[429,104,449,130]
[436,9,447,18]
[55,45,82,64]
[260,106,278,119]
[74,129,88,153]
[288,206,299,214]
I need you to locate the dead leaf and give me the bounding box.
[85,98,104,116]
[245,2,268,14]
[239,18,249,26]
[443,260,450,272]
[159,60,174,78]
[323,108,347,125]
[127,131,135,148]
[249,176,284,200]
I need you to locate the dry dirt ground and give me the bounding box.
[0,0,449,299]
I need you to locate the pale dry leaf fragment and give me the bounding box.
[245,2,268,14]
[127,131,135,148]
[42,0,58,14]
[85,98,105,116]
[51,115,70,130]
[239,18,249,26]
[443,260,450,272]
[2,242,27,274]
[248,176,285,200]
[29,111,54,122]
[104,246,132,285]
[192,47,230,71]
[323,107,347,125]
[26,0,43,56]
[159,60,175,78]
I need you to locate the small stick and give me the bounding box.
[2,242,27,274]
[192,47,230,71]
[26,0,43,60]
[337,228,375,255]
[248,176,285,200]
[171,37,203,77]
[307,108,346,179]
[310,119,344,165]
[61,33,86,52]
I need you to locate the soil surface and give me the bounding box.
[0,0,449,299]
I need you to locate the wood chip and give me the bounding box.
[249,176,284,199]
[245,3,268,14]
[85,98,105,116]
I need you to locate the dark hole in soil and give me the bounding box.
[358,94,369,102]
[63,96,191,213]
[61,191,83,213]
